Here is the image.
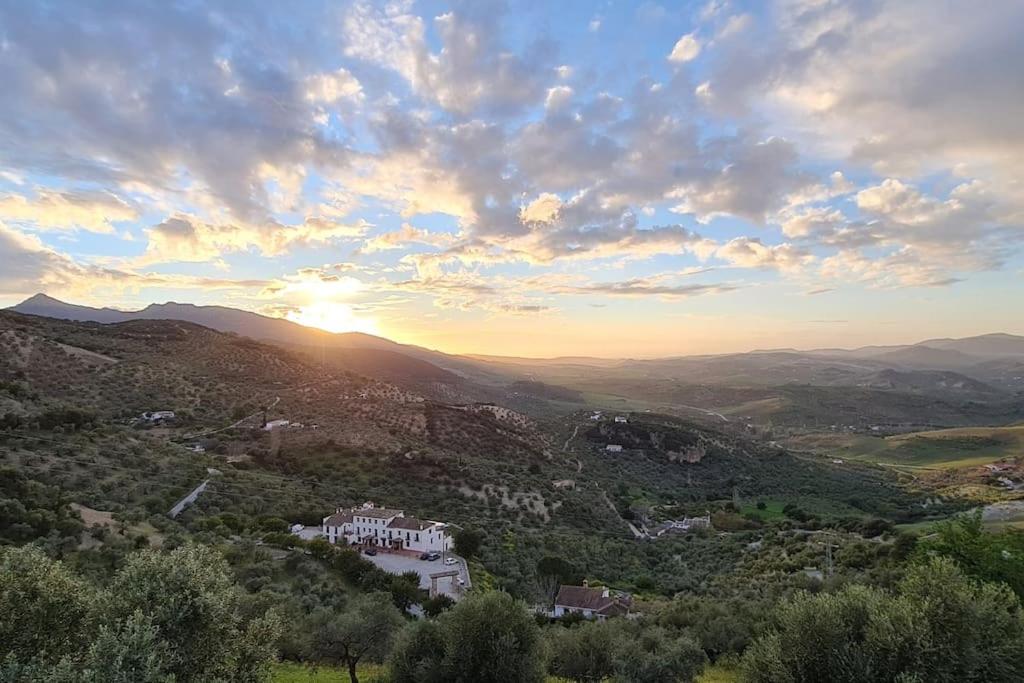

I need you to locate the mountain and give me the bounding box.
[4,294,588,412]
[11,293,137,324]
[10,293,393,349]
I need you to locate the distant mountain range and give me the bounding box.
[7,293,1024,430]
[8,293,1024,400]
[13,293,1024,363]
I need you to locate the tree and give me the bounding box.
[389,619,449,683]
[741,557,1024,682]
[0,544,280,682]
[421,593,455,617]
[390,573,424,613]
[309,592,405,683]
[80,610,174,683]
[454,527,484,558]
[612,624,706,683]
[546,620,617,682]
[389,591,545,683]
[439,591,545,683]
[0,546,94,669]
[547,619,706,683]
[918,510,1024,598]
[104,544,280,682]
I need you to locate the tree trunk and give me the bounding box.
[347,659,359,683]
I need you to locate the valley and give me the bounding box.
[3,299,1023,682]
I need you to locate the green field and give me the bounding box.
[740,500,786,520]
[271,661,385,683]
[788,425,1024,469]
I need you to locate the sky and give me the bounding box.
[0,0,1022,358]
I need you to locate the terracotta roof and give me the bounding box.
[388,516,435,530]
[324,512,352,526]
[555,585,630,615]
[352,507,403,519]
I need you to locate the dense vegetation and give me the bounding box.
[4,312,1024,681]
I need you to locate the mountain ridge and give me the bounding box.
[10,293,1024,364]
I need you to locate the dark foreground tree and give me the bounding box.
[741,557,1024,683]
[309,592,405,683]
[0,544,280,682]
[389,591,545,683]
[547,619,706,683]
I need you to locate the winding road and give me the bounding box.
[169,479,208,518]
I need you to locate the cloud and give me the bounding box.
[668,33,702,63]
[715,237,813,273]
[0,221,270,301]
[705,0,1024,188]
[544,86,575,113]
[0,189,138,233]
[303,68,364,104]
[669,136,814,224]
[0,2,351,222]
[342,1,551,115]
[138,215,371,265]
[358,223,456,254]
[549,278,738,299]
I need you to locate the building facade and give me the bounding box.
[322,502,453,554]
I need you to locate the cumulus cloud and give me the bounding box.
[715,237,813,273]
[0,189,137,233]
[0,2,350,223]
[705,0,1024,188]
[303,68,364,103]
[342,1,551,115]
[0,221,270,301]
[358,223,456,254]
[138,215,371,265]
[668,33,701,62]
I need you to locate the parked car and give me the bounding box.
[457,577,466,586]
[364,547,377,556]
[419,552,431,560]
[425,552,441,561]
[444,557,458,565]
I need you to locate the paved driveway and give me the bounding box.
[363,552,468,600]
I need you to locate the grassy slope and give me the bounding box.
[788,425,1024,469]
[271,661,385,683]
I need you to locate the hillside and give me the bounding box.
[788,424,1024,470]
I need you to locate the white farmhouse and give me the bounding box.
[322,502,453,554]
[553,583,631,620]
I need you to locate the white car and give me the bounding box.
[444,557,458,565]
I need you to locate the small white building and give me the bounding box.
[322,502,453,554]
[142,410,176,422]
[264,419,290,431]
[606,444,623,453]
[614,415,628,424]
[650,513,712,537]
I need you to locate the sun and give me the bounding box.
[286,301,379,335]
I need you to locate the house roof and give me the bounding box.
[388,516,435,530]
[555,586,611,610]
[324,512,352,526]
[353,507,404,519]
[555,585,631,615]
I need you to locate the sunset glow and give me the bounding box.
[0,1,1021,355]
[286,301,379,336]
